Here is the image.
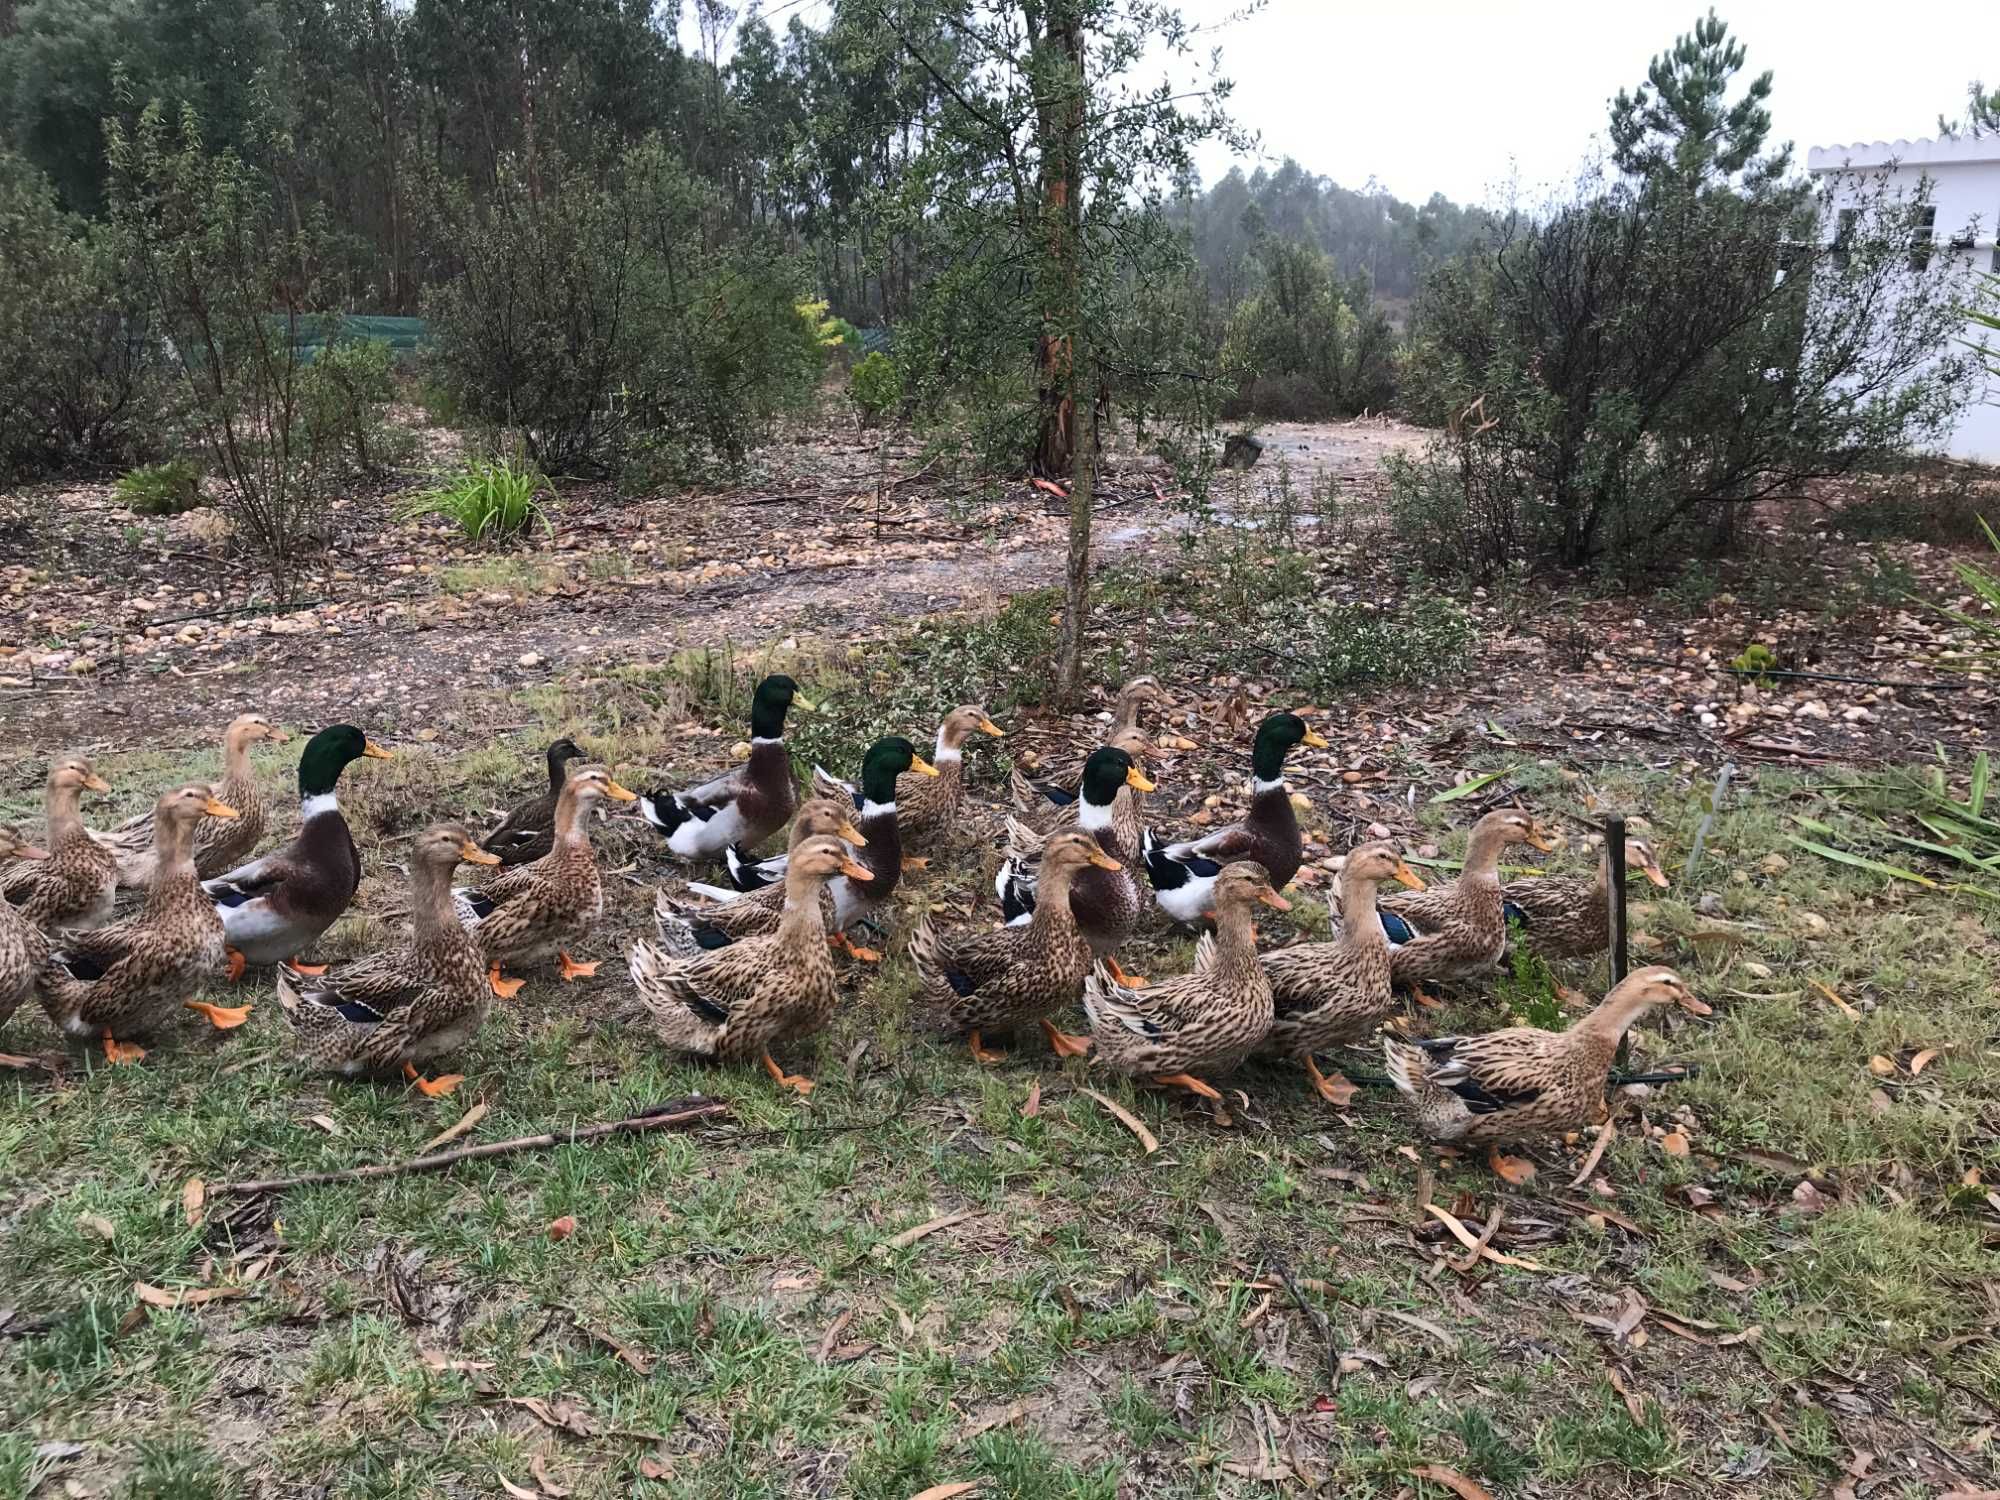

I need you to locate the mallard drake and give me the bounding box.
[1009,727,1153,838]
[910,830,1121,1063]
[995,745,1155,981]
[629,835,871,1094]
[0,826,51,1029]
[640,674,811,859]
[1083,861,1289,1102]
[1258,842,1426,1101]
[792,735,935,957]
[1384,965,1710,1177]
[37,785,245,1063]
[479,738,585,867]
[93,714,286,886]
[1375,808,1554,1003]
[278,823,500,1096]
[455,765,637,996]
[1502,838,1668,958]
[4,755,117,932]
[204,725,391,978]
[1142,712,1327,923]
[884,705,1003,851]
[656,798,867,953]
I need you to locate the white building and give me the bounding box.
[1806,134,2000,463]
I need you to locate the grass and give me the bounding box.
[1,664,1997,1497]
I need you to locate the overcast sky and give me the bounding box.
[1173,0,2000,206]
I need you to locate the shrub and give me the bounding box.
[1263,596,1478,697]
[300,337,397,474]
[849,352,901,427]
[116,460,204,515]
[0,151,163,481]
[107,102,330,597]
[400,456,553,542]
[1220,237,1395,419]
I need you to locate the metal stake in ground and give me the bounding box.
[1606,815,1630,1068]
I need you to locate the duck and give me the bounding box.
[1501,837,1668,958]
[910,829,1121,1064]
[277,823,500,1096]
[639,674,811,860]
[1083,861,1289,1103]
[1028,675,1170,787]
[789,735,937,957]
[37,785,246,1063]
[0,827,51,1029]
[203,725,391,978]
[1142,712,1327,923]
[92,714,287,885]
[877,705,1003,852]
[655,798,868,953]
[629,835,871,1094]
[994,745,1155,982]
[1383,965,1710,1178]
[455,764,637,996]
[478,737,586,867]
[1257,842,1426,1102]
[4,755,117,932]
[1008,727,1154,838]
[1374,808,1554,1004]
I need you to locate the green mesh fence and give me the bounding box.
[288,314,430,362]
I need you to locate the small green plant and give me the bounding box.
[849,351,902,426]
[115,459,204,516]
[1493,932,1567,1029]
[299,337,397,473]
[1731,641,1778,687]
[399,456,553,542]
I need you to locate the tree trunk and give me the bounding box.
[1030,4,1085,481]
[1057,353,1098,704]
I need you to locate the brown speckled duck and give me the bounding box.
[1258,843,1426,1102]
[629,836,870,1094]
[640,674,810,860]
[5,755,117,932]
[1384,966,1709,1177]
[1502,838,1668,958]
[653,798,867,953]
[1375,808,1554,1003]
[96,714,286,885]
[38,785,245,1063]
[278,824,499,1096]
[0,826,52,1029]
[455,765,637,995]
[891,705,1004,850]
[1083,861,1288,1102]
[910,830,1120,1063]
[479,737,585,867]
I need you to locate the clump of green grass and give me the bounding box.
[400,455,553,541]
[115,459,204,516]
[1493,932,1567,1029]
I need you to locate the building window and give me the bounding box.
[1908,204,1936,271]
[1832,207,1859,269]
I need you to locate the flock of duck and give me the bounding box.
[0,674,1709,1173]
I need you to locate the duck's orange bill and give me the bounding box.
[911,755,941,778]
[459,841,502,865]
[1125,768,1157,792]
[363,741,394,759]
[978,718,1006,737]
[1089,851,1124,872]
[204,798,242,819]
[1394,861,1426,890]
[603,779,640,802]
[837,821,868,846]
[839,858,874,881]
[1258,889,1292,911]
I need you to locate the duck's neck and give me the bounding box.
[410,858,460,935]
[1338,871,1385,951]
[1574,986,1660,1050]
[551,788,592,851]
[1112,689,1146,734]
[145,815,200,913]
[1210,899,1262,976]
[778,873,832,941]
[300,787,341,822]
[932,725,965,765]
[1077,789,1118,837]
[1028,862,1084,942]
[44,783,83,847]
[222,733,255,789]
[1461,825,1511,885]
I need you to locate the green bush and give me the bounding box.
[849,351,901,426]
[300,337,397,474]
[1220,237,1395,419]
[116,460,204,515]
[1263,596,1478,697]
[400,456,552,541]
[0,151,164,481]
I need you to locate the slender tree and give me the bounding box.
[1609,8,1789,194]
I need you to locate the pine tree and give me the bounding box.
[1608,9,1789,194]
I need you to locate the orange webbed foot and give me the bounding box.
[286,958,329,977]
[1487,1144,1537,1185]
[1040,1019,1093,1058]
[1151,1071,1221,1101]
[488,964,526,1000]
[1304,1054,1356,1106]
[760,1051,814,1095]
[1407,983,1443,1010]
[101,1033,147,1065]
[223,948,246,982]
[556,951,599,982]
[901,856,930,872]
[834,933,882,963]
[1103,957,1148,988]
[403,1062,465,1098]
[185,1000,253,1030]
[968,1030,1007,1066]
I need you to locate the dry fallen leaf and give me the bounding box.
[1080,1087,1159,1155]
[906,1485,984,1500]
[529,1453,572,1496]
[503,1395,598,1438]
[1425,1204,1545,1271]
[497,1473,539,1500]
[1411,1463,1497,1500]
[1659,1130,1690,1157]
[1020,1079,1041,1118]
[1866,1055,1897,1077]
[637,1453,674,1480]
[134,1281,247,1310]
[1811,980,1861,1019]
[419,1100,488,1154]
[547,1215,577,1242]
[1790,1180,1831,1216]
[875,1209,975,1256]
[958,1400,1031,1442]
[182,1178,205,1226]
[303,1113,342,1135]
[1909,1047,1940,1075]
[78,1213,115,1242]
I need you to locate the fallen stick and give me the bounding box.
[209,1097,730,1198]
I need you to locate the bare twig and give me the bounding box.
[209,1098,729,1197]
[1263,1243,1341,1390]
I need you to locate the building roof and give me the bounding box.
[1807,134,2000,172]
